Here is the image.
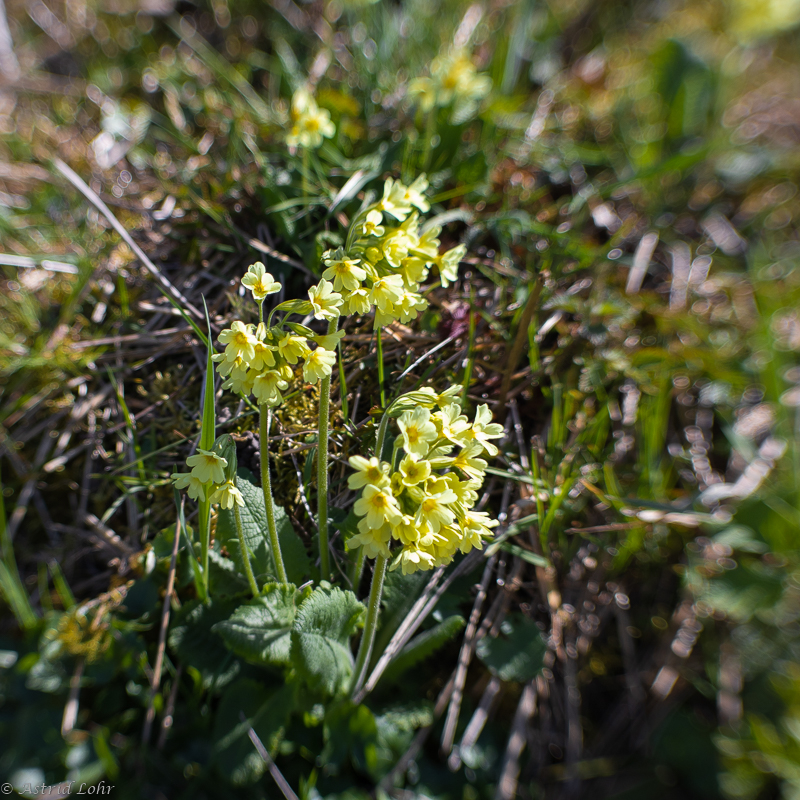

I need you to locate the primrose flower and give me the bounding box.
[252,370,289,405]
[401,175,430,213]
[408,77,436,113]
[382,231,413,268]
[313,329,346,351]
[451,441,488,481]
[398,454,431,486]
[415,225,441,260]
[415,482,458,532]
[250,337,276,371]
[470,404,504,456]
[437,403,471,446]
[341,287,371,316]
[242,262,281,301]
[308,280,342,321]
[396,291,427,323]
[360,209,385,237]
[446,474,480,509]
[286,88,335,148]
[302,347,337,383]
[211,479,245,510]
[354,484,402,530]
[379,178,413,220]
[436,244,466,288]
[219,321,257,363]
[391,543,437,575]
[322,253,366,292]
[349,520,392,559]
[186,448,227,485]
[171,472,207,501]
[369,274,405,312]
[348,456,390,490]
[277,333,310,364]
[397,406,438,458]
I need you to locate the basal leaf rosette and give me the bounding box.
[347,388,502,575]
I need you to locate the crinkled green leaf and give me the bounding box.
[476,614,547,683]
[291,585,364,697]
[212,583,308,667]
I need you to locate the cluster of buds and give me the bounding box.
[347,388,503,574]
[409,49,492,112]
[313,175,466,330]
[213,262,344,406]
[286,87,335,149]
[171,435,243,509]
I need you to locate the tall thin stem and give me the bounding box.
[376,328,386,409]
[350,554,387,697]
[260,406,288,585]
[234,502,259,598]
[317,317,338,581]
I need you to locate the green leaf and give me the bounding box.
[213,679,294,786]
[168,598,241,691]
[207,549,249,597]
[291,585,365,697]
[476,614,547,683]
[217,470,310,585]
[212,583,309,667]
[322,701,379,777]
[382,615,465,684]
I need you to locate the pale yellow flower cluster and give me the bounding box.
[409,49,492,112]
[286,87,335,149]
[309,175,466,330]
[347,390,503,574]
[214,262,343,405]
[171,448,243,509]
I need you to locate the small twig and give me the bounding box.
[240,712,300,800]
[142,500,183,747]
[61,657,85,737]
[441,554,496,757]
[494,682,538,800]
[157,665,184,750]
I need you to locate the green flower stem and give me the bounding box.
[350,553,387,697]
[349,547,365,594]
[422,106,437,171]
[349,403,395,696]
[260,405,288,586]
[199,497,211,600]
[317,317,338,582]
[234,502,260,598]
[376,328,386,409]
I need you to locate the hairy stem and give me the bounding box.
[317,317,338,581]
[376,328,386,409]
[260,406,288,585]
[234,502,260,598]
[350,553,387,696]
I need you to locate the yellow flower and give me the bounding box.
[391,543,437,575]
[302,347,337,383]
[218,321,257,363]
[341,287,371,316]
[185,448,227,484]
[470,404,504,456]
[369,274,405,311]
[313,329,346,351]
[354,484,402,529]
[436,244,466,288]
[398,454,431,487]
[211,480,244,510]
[381,231,412,267]
[308,279,343,321]
[451,441,488,481]
[277,333,311,364]
[378,178,412,220]
[286,88,335,148]
[349,520,392,559]
[414,481,458,532]
[250,334,276,371]
[445,474,480,509]
[408,77,436,112]
[459,510,498,553]
[396,291,427,323]
[436,403,471,446]
[322,253,367,292]
[400,175,430,213]
[414,224,441,259]
[397,406,438,458]
[171,472,207,500]
[242,262,281,301]
[360,209,385,237]
[348,456,390,490]
[222,362,254,395]
[252,370,289,406]
[399,257,428,289]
